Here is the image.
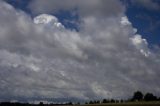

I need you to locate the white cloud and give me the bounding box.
[121,16,131,26]
[34,14,64,29]
[0,0,160,102]
[131,34,150,57]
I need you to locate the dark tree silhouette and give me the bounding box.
[89,100,100,104]
[110,99,115,103]
[132,91,143,101]
[102,99,109,103]
[115,100,119,103]
[89,101,93,104]
[67,102,73,105]
[95,100,100,104]
[120,99,124,103]
[39,102,44,106]
[85,102,88,104]
[144,93,157,101]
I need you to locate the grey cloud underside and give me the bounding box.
[0,0,160,102]
[28,0,125,17]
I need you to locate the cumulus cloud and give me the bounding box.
[131,34,150,57]
[0,0,160,102]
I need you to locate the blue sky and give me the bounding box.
[1,0,160,102]
[125,1,160,45]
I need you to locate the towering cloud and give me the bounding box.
[0,0,160,102]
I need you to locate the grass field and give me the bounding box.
[77,102,160,106]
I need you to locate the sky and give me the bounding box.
[0,0,160,103]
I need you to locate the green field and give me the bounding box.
[78,102,160,106]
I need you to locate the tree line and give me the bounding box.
[131,91,159,102]
[0,91,160,106]
[85,91,160,105]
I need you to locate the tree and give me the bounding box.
[144,93,157,101]
[120,99,124,103]
[85,102,88,104]
[93,100,97,104]
[102,99,109,103]
[68,102,73,105]
[132,91,143,101]
[115,100,119,103]
[89,101,93,104]
[39,102,44,106]
[110,99,115,103]
[95,100,100,104]
[97,100,100,104]
[76,102,80,105]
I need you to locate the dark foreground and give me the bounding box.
[82,102,160,106]
[1,102,160,106]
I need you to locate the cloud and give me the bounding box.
[33,14,64,29]
[131,0,160,11]
[0,0,160,102]
[131,34,150,57]
[28,0,125,17]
